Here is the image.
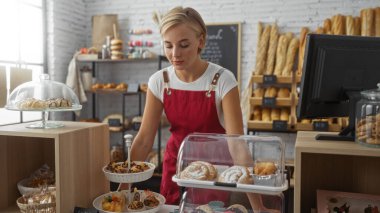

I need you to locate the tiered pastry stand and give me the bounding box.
[93,134,165,213]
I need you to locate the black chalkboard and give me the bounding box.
[201,23,241,84]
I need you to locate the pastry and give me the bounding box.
[255,25,271,75]
[264,87,277,98]
[254,161,277,176]
[252,106,262,121]
[195,204,214,213]
[271,108,280,121]
[104,83,117,89]
[102,192,126,212]
[265,23,279,75]
[282,37,299,77]
[143,190,160,208]
[128,201,144,211]
[92,83,103,90]
[277,88,290,98]
[115,83,128,90]
[218,166,253,184]
[252,87,264,97]
[226,204,248,213]
[274,34,290,76]
[280,108,289,122]
[262,108,271,122]
[180,161,217,181]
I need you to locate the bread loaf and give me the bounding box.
[277,88,290,98]
[375,7,380,36]
[282,37,299,77]
[264,87,277,98]
[254,22,263,75]
[253,87,264,97]
[280,108,289,122]
[316,27,324,34]
[297,27,309,76]
[346,15,355,35]
[262,108,271,122]
[333,14,345,35]
[274,35,290,76]
[255,25,271,75]
[354,17,361,36]
[271,108,280,121]
[323,18,332,32]
[253,106,262,121]
[361,8,374,36]
[265,23,279,75]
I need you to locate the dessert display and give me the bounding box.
[16,186,56,213]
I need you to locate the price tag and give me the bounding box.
[262,97,276,107]
[313,121,329,131]
[108,118,121,127]
[272,120,288,131]
[263,75,277,84]
[73,207,98,213]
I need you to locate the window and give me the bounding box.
[0,0,46,125]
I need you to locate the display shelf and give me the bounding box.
[250,97,297,107]
[294,131,380,213]
[0,121,109,212]
[251,75,293,84]
[247,120,295,132]
[76,57,158,63]
[295,122,342,132]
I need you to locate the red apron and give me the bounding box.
[160,69,231,204]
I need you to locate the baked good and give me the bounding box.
[218,166,253,184]
[346,15,355,36]
[274,34,290,76]
[17,98,72,110]
[361,8,374,36]
[92,83,103,90]
[280,108,289,122]
[277,88,290,98]
[226,204,248,213]
[252,87,264,97]
[375,7,380,37]
[252,106,262,121]
[264,87,277,98]
[282,37,299,77]
[265,23,279,75]
[255,25,271,75]
[315,27,324,34]
[102,192,126,212]
[254,161,277,176]
[180,161,217,181]
[115,83,128,90]
[262,108,271,122]
[354,17,361,36]
[356,114,380,145]
[301,119,311,124]
[271,108,280,121]
[111,39,123,46]
[323,18,332,32]
[46,98,72,108]
[104,83,116,89]
[297,27,309,76]
[195,204,214,213]
[143,190,160,208]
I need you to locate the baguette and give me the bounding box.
[253,106,262,121]
[274,35,290,76]
[282,37,299,77]
[297,27,309,75]
[280,108,289,122]
[361,8,374,36]
[323,18,332,32]
[265,23,279,75]
[262,108,271,122]
[333,14,345,35]
[271,108,281,121]
[354,16,361,35]
[331,15,337,34]
[253,87,264,97]
[346,15,355,35]
[255,25,271,75]
[254,22,263,75]
[315,27,324,34]
[264,87,278,98]
[375,7,380,36]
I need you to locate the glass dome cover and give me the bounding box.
[6,74,82,111]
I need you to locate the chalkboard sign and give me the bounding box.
[201,23,241,84]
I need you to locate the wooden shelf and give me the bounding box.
[77,57,158,63]
[247,120,294,132]
[295,122,342,132]
[251,75,293,84]
[0,122,110,212]
[295,131,380,213]
[250,97,293,107]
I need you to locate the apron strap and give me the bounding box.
[206,68,224,97]
[163,70,171,95]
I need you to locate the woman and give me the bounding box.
[130,6,244,204]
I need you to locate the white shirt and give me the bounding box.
[148,62,237,127]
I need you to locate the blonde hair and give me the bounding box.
[159,6,207,41]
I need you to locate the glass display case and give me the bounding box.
[5,74,82,128]
[173,133,288,213]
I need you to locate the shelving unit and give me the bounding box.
[0,122,109,212]
[295,131,380,213]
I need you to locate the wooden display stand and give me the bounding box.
[0,121,110,212]
[294,131,380,213]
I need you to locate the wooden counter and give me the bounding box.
[294,131,380,213]
[0,121,109,212]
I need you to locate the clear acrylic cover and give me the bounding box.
[5,74,82,111]
[173,133,288,195]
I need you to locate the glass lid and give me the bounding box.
[5,74,82,111]
[361,83,380,100]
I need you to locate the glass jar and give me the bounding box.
[356,83,380,147]
[110,145,124,162]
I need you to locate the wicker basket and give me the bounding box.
[17,196,56,213]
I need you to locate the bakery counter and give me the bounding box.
[294,131,380,213]
[0,121,110,212]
